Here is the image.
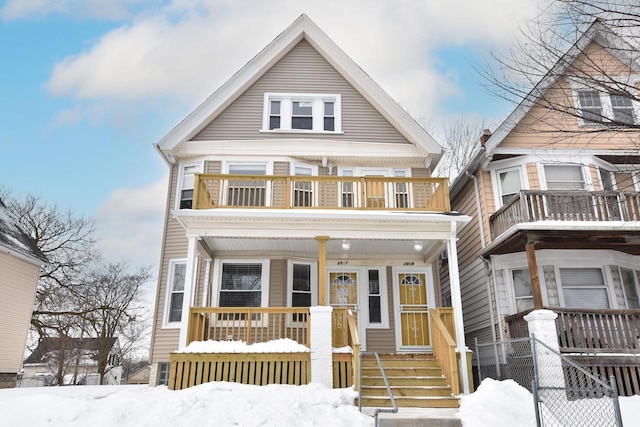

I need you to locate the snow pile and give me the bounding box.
[459,378,536,427]
[0,382,373,427]
[177,338,310,353]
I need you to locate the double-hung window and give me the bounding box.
[512,268,534,312]
[219,263,264,308]
[559,268,609,309]
[293,165,314,207]
[289,262,317,322]
[263,93,341,132]
[620,268,640,309]
[165,261,186,324]
[179,165,200,209]
[497,168,522,206]
[227,164,267,207]
[576,89,637,125]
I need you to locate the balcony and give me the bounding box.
[490,190,640,240]
[192,174,450,212]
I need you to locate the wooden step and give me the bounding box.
[359,396,460,408]
[359,353,459,408]
[361,385,453,397]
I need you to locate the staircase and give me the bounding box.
[359,353,459,408]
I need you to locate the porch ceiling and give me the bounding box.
[481,225,640,257]
[200,236,444,258]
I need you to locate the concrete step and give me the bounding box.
[362,408,462,427]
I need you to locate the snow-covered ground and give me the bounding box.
[0,378,638,426]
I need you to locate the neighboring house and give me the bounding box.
[21,337,122,387]
[126,365,151,385]
[0,199,47,388]
[442,21,640,395]
[149,15,471,407]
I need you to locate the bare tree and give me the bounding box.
[79,262,152,384]
[482,0,640,133]
[433,117,490,180]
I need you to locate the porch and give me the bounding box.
[505,307,640,395]
[167,307,468,407]
[490,190,640,240]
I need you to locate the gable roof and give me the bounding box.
[155,14,440,159]
[24,337,119,365]
[450,20,640,197]
[0,199,47,266]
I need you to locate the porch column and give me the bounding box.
[309,305,333,387]
[178,236,199,350]
[447,221,471,395]
[526,242,544,309]
[315,236,329,306]
[524,310,565,388]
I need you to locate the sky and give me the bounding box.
[0,377,638,426]
[0,0,545,275]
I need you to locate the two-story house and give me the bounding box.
[0,199,47,388]
[148,15,471,407]
[443,21,640,395]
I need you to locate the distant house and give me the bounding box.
[149,14,472,407]
[441,21,640,395]
[126,365,151,385]
[21,337,122,387]
[0,199,47,388]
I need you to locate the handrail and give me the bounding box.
[346,310,361,391]
[429,308,460,396]
[359,351,398,427]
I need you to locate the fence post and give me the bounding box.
[475,337,482,383]
[309,306,333,387]
[610,376,623,427]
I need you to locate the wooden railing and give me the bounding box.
[192,174,450,212]
[505,307,640,353]
[346,310,361,391]
[331,308,361,390]
[186,307,311,347]
[429,308,460,395]
[490,190,640,239]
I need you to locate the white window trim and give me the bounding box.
[555,266,615,309]
[492,165,528,208]
[222,161,273,207]
[570,80,640,127]
[539,163,592,191]
[292,163,319,207]
[618,267,640,309]
[365,267,389,329]
[500,263,548,314]
[261,93,342,133]
[175,162,204,210]
[163,258,188,328]
[211,259,270,308]
[286,260,318,307]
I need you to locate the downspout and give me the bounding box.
[467,170,500,369]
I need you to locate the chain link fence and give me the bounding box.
[475,336,623,427]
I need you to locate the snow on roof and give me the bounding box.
[0,199,47,265]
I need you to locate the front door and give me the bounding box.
[394,268,434,351]
[328,270,367,348]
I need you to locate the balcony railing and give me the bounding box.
[490,190,640,239]
[192,174,450,212]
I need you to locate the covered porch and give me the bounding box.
[167,208,471,397]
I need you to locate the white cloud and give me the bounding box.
[0,0,146,21]
[45,0,543,118]
[94,175,168,269]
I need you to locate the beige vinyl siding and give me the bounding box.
[458,259,492,336]
[526,163,540,190]
[452,179,485,271]
[193,40,409,144]
[365,266,396,353]
[410,167,431,178]
[269,259,287,307]
[150,163,189,364]
[500,42,640,151]
[205,160,222,174]
[0,252,40,373]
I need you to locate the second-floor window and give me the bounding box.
[498,168,522,205]
[179,165,200,209]
[263,93,341,132]
[543,165,585,190]
[227,164,267,206]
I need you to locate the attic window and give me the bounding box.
[262,93,341,133]
[575,89,637,126]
